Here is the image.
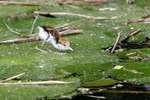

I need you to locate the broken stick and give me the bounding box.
[0,81,74,85]
[60,29,84,36]
[0,72,25,83]
[0,37,39,44]
[0,30,84,44]
[1,19,29,37]
[34,11,118,20]
[0,1,50,6]
[121,29,142,43]
[111,31,122,53]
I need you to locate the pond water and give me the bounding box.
[49,82,150,100]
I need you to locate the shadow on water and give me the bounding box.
[73,83,150,100]
[37,82,150,100]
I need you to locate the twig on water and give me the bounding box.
[1,19,29,37]
[60,29,84,36]
[34,11,118,20]
[0,72,25,83]
[126,52,136,56]
[0,37,39,44]
[0,81,74,85]
[2,19,21,36]
[0,30,84,44]
[126,29,142,38]
[30,14,39,34]
[0,1,50,6]
[97,23,123,29]
[72,18,90,30]
[123,66,143,75]
[84,70,87,79]
[111,31,122,53]
[121,29,142,43]
[56,18,88,31]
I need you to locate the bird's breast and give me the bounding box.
[39,31,54,42]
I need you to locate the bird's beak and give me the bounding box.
[68,47,73,51]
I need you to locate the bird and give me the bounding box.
[36,25,73,53]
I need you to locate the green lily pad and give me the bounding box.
[82,78,118,87]
[0,77,80,100]
[106,62,150,84]
[1,0,150,99]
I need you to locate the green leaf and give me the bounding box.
[1,0,150,99]
[0,77,80,100]
[106,62,150,84]
[82,78,118,87]
[113,65,123,70]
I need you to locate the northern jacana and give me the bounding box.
[36,25,73,53]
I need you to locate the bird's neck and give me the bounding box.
[50,38,60,49]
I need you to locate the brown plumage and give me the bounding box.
[41,25,60,38]
[58,38,69,44]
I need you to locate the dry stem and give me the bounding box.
[0,30,84,44]
[0,37,39,44]
[0,81,74,85]
[0,72,25,83]
[59,29,84,36]
[0,1,50,6]
[1,19,29,37]
[84,0,122,3]
[30,15,38,34]
[111,31,122,53]
[127,29,142,38]
[34,11,118,20]
[72,18,90,30]
[121,29,142,43]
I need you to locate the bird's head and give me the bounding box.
[57,38,73,51]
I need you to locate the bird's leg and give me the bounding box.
[35,39,65,54]
[36,37,40,48]
[35,37,49,53]
[42,41,53,53]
